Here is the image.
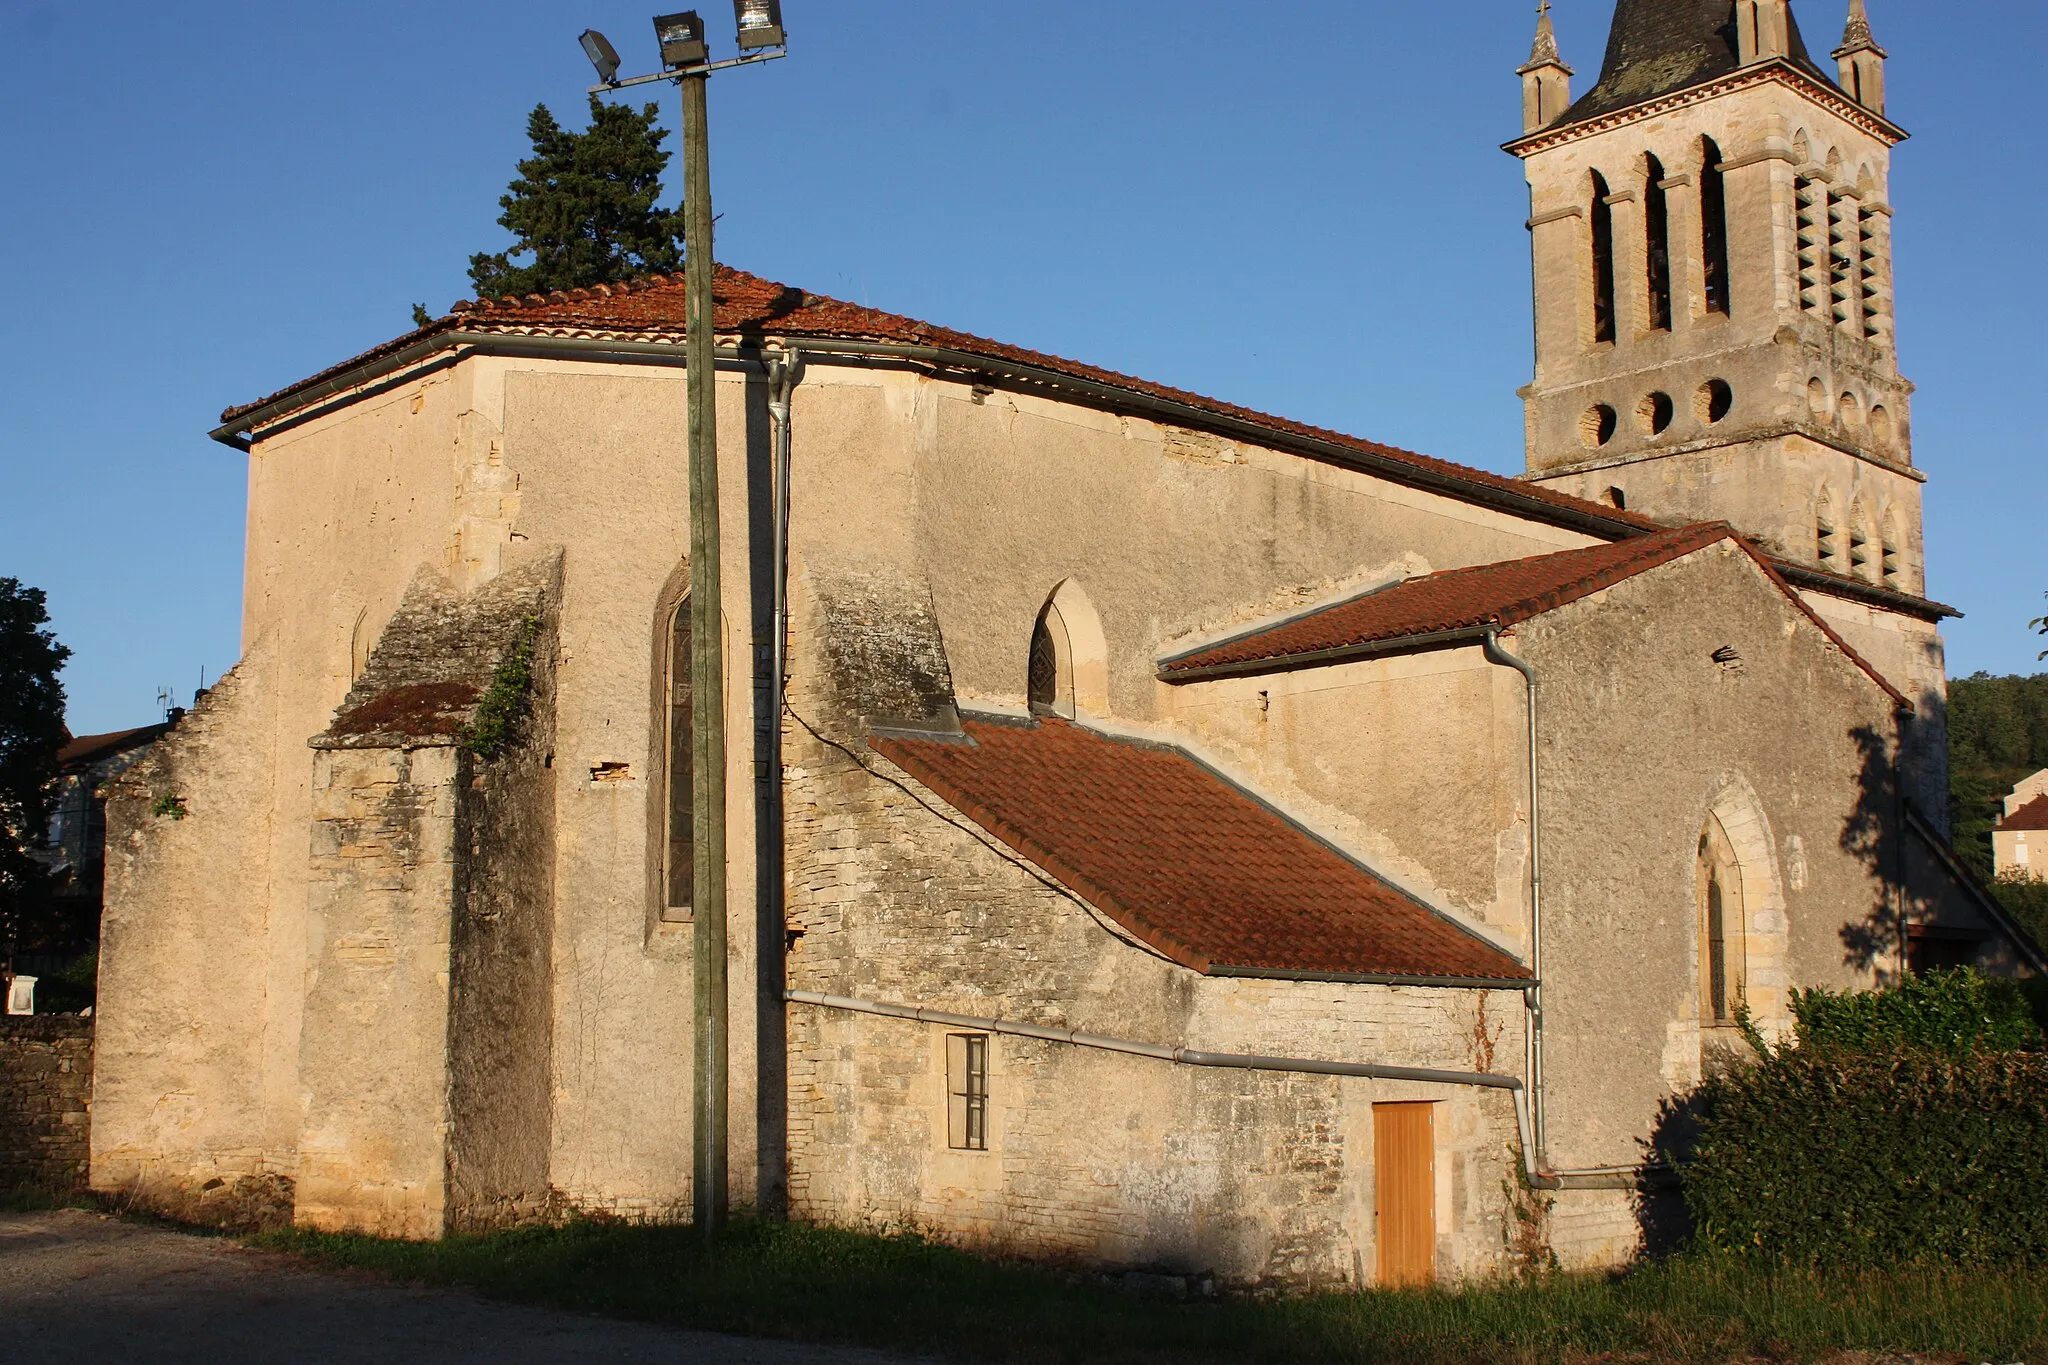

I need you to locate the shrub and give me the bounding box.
[1680,1047,2048,1266]
[1992,872,2048,963]
[1678,971,2048,1267]
[1787,967,2040,1056]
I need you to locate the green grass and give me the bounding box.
[258,1217,2048,1364]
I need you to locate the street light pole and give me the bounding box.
[679,62,729,1238]
[581,6,789,1239]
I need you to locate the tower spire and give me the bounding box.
[1839,0,1878,53]
[1834,0,1888,113]
[1524,1,1565,70]
[1518,0,1574,134]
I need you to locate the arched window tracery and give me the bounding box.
[1698,815,1747,1026]
[665,595,695,917]
[1028,604,1071,716]
[1027,581,1110,720]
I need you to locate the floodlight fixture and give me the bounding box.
[579,29,622,84]
[654,11,710,68]
[734,0,786,50]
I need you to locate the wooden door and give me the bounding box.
[1374,1102,1436,1288]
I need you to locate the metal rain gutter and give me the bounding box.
[206,327,1956,627]
[1157,627,1495,685]
[208,332,776,452]
[209,329,1645,543]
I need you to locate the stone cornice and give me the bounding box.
[1503,60,1907,159]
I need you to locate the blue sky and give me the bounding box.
[2,1,2040,735]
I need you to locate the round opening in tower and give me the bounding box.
[1807,378,1830,419]
[1695,379,1734,425]
[1870,405,1894,448]
[1636,392,1674,437]
[1838,391,1863,429]
[1580,404,1618,448]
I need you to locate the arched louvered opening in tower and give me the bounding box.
[1815,492,1840,571]
[1590,171,1617,346]
[1644,154,1673,332]
[1700,137,1731,317]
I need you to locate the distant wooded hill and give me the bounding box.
[1948,672,2048,950]
[1950,673,2048,872]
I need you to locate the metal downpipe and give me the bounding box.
[1482,628,1546,1169]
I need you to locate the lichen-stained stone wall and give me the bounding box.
[780,742,1531,1285]
[296,744,462,1238]
[94,662,292,1211]
[1,1017,93,1195]
[447,599,560,1232]
[296,559,561,1238]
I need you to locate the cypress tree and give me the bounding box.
[467,97,687,300]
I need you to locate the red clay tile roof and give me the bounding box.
[1163,524,1733,676]
[219,266,1662,537]
[1998,797,2048,833]
[1159,523,1910,707]
[215,266,1953,623]
[871,715,1531,986]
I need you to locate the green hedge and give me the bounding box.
[1680,972,2048,1267]
[1787,968,2040,1055]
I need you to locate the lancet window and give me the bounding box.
[1698,818,1746,1026]
[1028,604,1073,717]
[665,598,696,918]
[1644,154,1673,332]
[1700,138,1731,316]
[1590,171,1617,345]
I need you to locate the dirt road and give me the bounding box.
[1,1209,915,1364]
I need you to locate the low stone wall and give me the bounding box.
[1,1016,93,1194]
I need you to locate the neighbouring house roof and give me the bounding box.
[1159,523,1908,706]
[1997,797,2048,833]
[56,724,173,771]
[1559,0,1834,126]
[870,714,1533,987]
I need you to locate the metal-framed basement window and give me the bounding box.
[946,1033,990,1151]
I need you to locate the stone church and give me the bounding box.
[92,0,2041,1285]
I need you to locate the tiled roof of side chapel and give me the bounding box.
[872,716,1533,987]
[1559,0,1837,125]
[1161,523,1910,707]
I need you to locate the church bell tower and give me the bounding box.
[1507,0,1926,599]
